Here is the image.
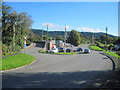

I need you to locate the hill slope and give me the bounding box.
[31,29,116,39]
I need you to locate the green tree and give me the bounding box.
[43,35,47,40]
[2,3,32,54]
[67,30,81,46]
[56,35,64,41]
[100,35,106,44]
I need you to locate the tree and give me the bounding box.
[100,35,116,44]
[43,35,47,40]
[100,35,106,44]
[2,3,32,54]
[56,35,64,41]
[67,30,81,46]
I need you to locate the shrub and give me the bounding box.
[8,44,13,53]
[2,44,8,55]
[15,45,21,52]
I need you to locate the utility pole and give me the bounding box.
[64,26,66,52]
[42,29,43,41]
[106,27,108,52]
[46,24,48,51]
[13,24,15,51]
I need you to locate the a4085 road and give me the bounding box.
[2,44,114,88]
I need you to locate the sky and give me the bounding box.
[5,2,118,36]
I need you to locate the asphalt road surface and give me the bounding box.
[2,44,114,88]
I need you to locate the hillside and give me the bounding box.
[31,29,116,39]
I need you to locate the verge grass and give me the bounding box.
[90,45,120,58]
[40,50,78,55]
[2,52,18,57]
[39,51,46,53]
[54,52,78,55]
[90,45,105,51]
[1,53,35,70]
[105,52,120,59]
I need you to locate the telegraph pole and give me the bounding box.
[13,24,15,51]
[106,27,108,52]
[64,26,66,52]
[46,24,48,51]
[42,29,43,41]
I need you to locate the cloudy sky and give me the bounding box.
[5,2,118,36]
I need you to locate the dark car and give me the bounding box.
[66,48,72,52]
[73,49,77,52]
[76,47,83,52]
[84,49,90,53]
[58,47,65,52]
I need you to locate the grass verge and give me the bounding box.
[90,45,120,59]
[90,45,105,51]
[1,53,35,70]
[39,51,47,53]
[105,52,120,59]
[39,51,78,55]
[53,52,78,55]
[2,52,18,57]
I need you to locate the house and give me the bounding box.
[30,40,56,51]
[56,40,64,47]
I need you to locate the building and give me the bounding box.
[30,40,56,51]
[56,40,64,47]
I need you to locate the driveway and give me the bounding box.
[2,44,114,88]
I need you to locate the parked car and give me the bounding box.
[84,49,90,53]
[66,48,72,52]
[71,45,75,48]
[58,47,66,52]
[73,49,77,52]
[76,47,83,52]
[49,48,58,53]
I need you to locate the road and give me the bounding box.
[2,44,114,88]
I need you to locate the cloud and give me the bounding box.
[77,27,81,30]
[42,23,56,28]
[78,27,102,32]
[42,23,72,31]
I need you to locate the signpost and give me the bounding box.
[24,36,27,48]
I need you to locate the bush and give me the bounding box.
[2,44,8,55]
[15,45,21,52]
[8,44,13,53]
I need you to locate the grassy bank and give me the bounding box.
[105,52,120,59]
[90,45,120,59]
[89,45,105,51]
[1,53,35,70]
